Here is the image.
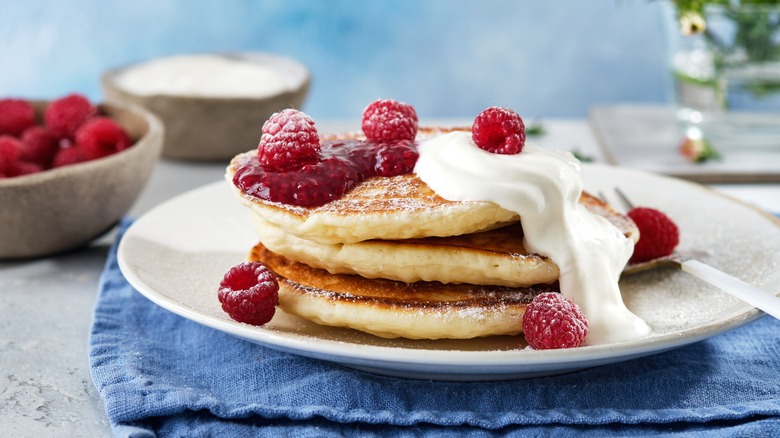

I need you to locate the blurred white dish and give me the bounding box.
[103,52,310,161]
[111,53,299,98]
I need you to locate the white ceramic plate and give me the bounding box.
[118,164,780,380]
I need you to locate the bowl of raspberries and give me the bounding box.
[0,94,163,259]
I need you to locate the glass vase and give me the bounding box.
[667,3,780,151]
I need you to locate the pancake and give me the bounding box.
[248,192,638,287]
[230,126,640,340]
[228,163,518,244]
[225,126,520,244]
[249,243,558,339]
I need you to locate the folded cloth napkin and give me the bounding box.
[89,218,780,437]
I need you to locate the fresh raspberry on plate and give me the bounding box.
[361,99,418,143]
[472,107,526,154]
[522,292,588,349]
[52,143,87,168]
[75,116,132,160]
[20,126,59,168]
[218,262,279,325]
[44,94,98,140]
[257,109,320,170]
[0,98,36,137]
[0,135,23,174]
[628,207,680,263]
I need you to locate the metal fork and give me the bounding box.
[608,188,780,320]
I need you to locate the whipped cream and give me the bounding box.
[113,54,294,98]
[414,131,651,345]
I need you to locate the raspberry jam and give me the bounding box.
[233,139,419,207]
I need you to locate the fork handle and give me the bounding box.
[681,259,780,320]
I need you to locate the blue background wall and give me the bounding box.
[1,0,671,120]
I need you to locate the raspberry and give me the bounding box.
[218,262,278,325]
[0,135,22,174]
[522,292,588,349]
[257,109,320,170]
[374,139,419,177]
[8,160,43,177]
[627,207,680,263]
[75,116,132,160]
[0,99,36,136]
[361,99,418,142]
[20,126,59,168]
[44,94,98,140]
[52,143,87,168]
[472,107,526,154]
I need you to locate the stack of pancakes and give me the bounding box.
[226,131,638,340]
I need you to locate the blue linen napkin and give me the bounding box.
[89,218,780,437]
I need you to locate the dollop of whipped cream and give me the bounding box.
[414,131,651,345]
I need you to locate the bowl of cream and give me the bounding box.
[102,53,310,161]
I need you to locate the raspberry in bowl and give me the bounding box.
[0,97,163,259]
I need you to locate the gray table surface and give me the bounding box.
[2,120,779,437]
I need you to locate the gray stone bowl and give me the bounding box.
[0,102,163,259]
[101,52,310,161]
